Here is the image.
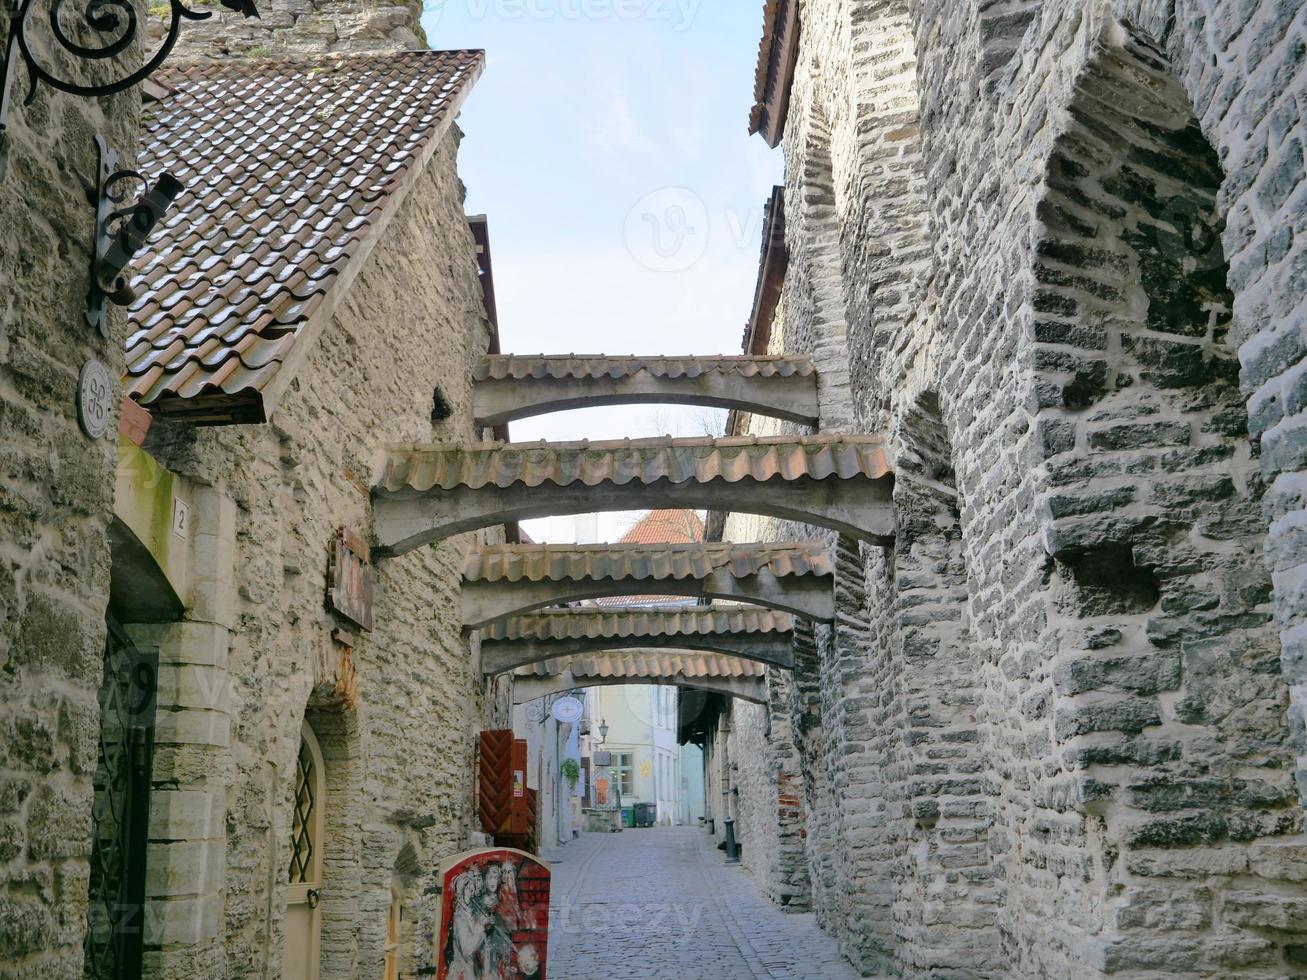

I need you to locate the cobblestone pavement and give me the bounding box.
[542,827,859,980]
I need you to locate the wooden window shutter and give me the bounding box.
[477,731,534,848]
[478,730,514,836]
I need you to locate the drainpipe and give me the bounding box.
[720,714,739,865]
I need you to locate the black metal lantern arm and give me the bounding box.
[86,132,183,337]
[1,0,258,135]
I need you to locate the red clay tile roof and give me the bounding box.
[473,355,814,381]
[378,434,891,493]
[464,541,830,583]
[619,509,704,545]
[482,605,792,642]
[515,653,767,680]
[125,50,484,424]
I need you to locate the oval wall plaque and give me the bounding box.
[77,359,114,440]
[551,697,583,724]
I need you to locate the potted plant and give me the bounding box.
[561,757,580,792]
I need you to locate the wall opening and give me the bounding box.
[1028,23,1305,969]
[298,704,363,978]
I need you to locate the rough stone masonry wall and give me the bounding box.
[0,22,141,979]
[141,132,500,978]
[742,0,1307,973]
[714,674,811,910]
[150,0,426,61]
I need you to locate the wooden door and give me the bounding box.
[284,722,325,980]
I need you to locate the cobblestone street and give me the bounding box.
[543,828,858,980]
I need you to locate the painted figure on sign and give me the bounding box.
[498,861,522,931]
[516,942,540,978]
[477,864,514,975]
[437,848,551,980]
[448,871,490,980]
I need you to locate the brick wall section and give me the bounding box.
[140,134,502,977]
[0,22,140,977]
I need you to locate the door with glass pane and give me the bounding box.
[284,723,325,980]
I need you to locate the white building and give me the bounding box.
[586,684,688,825]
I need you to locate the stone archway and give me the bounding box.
[478,606,797,676]
[1011,21,1306,971]
[462,541,835,627]
[372,434,895,556]
[472,355,820,427]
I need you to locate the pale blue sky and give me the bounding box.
[421,1,783,541]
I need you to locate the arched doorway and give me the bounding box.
[284,722,326,980]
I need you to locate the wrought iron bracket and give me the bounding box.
[86,132,181,336]
[0,0,257,137]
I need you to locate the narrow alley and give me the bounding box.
[543,828,857,980]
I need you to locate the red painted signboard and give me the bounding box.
[436,848,550,980]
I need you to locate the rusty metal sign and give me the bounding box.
[328,526,373,632]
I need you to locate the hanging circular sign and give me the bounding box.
[77,358,114,440]
[551,697,583,724]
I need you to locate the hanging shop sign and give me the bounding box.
[436,847,551,980]
[550,697,582,724]
[327,526,373,631]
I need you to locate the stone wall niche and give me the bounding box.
[890,392,1000,975]
[1027,23,1307,975]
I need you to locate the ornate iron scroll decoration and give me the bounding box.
[87,132,182,336]
[0,0,258,135]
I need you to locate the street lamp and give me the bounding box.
[596,719,622,832]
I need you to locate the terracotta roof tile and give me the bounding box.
[515,653,766,680]
[473,354,814,381]
[125,50,484,423]
[607,509,703,605]
[463,541,831,584]
[378,434,891,493]
[620,509,704,545]
[482,605,792,642]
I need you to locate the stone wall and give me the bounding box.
[151,0,426,62]
[724,0,1307,973]
[138,131,502,977]
[0,20,141,978]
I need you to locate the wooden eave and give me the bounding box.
[748,0,800,148]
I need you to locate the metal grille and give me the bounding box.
[84,616,157,980]
[288,740,317,884]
